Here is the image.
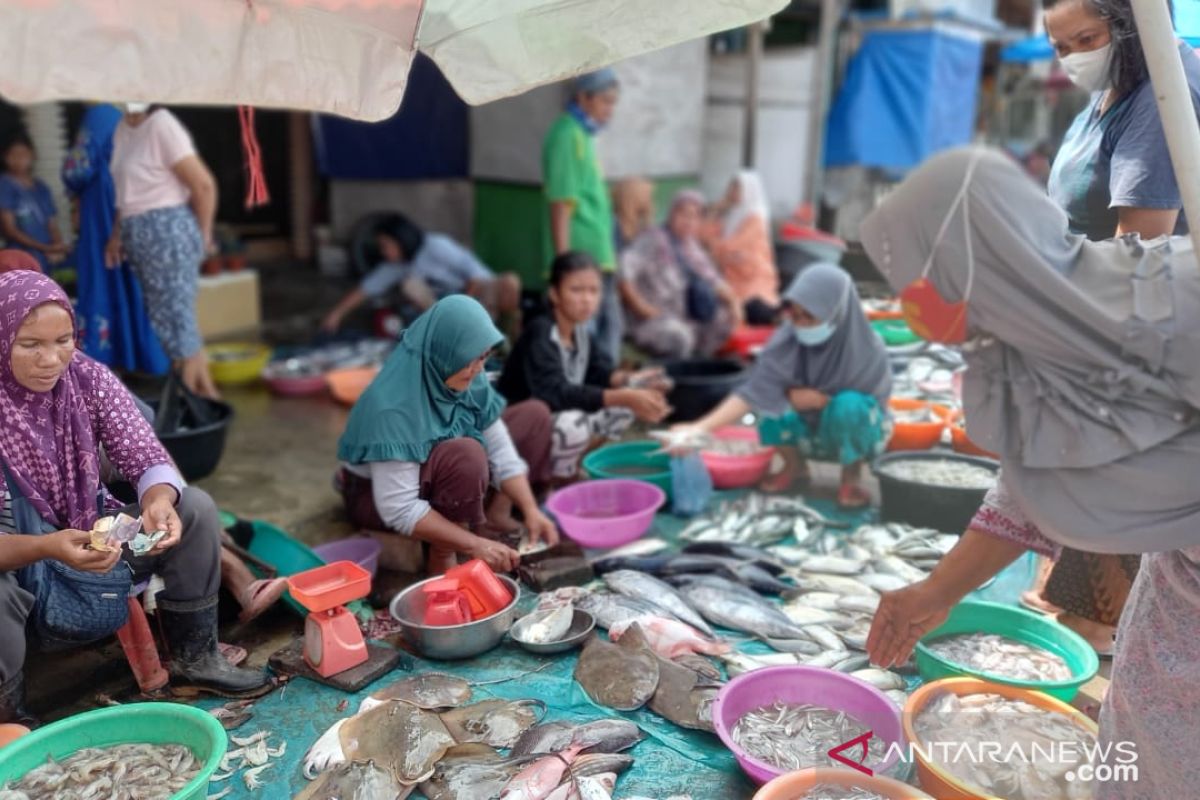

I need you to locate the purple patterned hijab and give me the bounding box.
[0,271,103,529]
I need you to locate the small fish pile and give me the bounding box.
[926,633,1073,682]
[803,784,887,800]
[914,691,1096,800]
[702,438,767,457]
[731,702,881,773]
[891,406,941,424]
[677,493,835,547]
[1,743,199,800]
[878,458,997,490]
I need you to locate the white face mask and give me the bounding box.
[1060,42,1113,93]
[123,102,150,114]
[793,320,836,346]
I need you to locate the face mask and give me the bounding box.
[124,102,150,114]
[793,320,835,346]
[898,151,982,345]
[1060,42,1113,93]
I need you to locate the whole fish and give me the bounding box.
[609,615,731,660]
[796,555,866,576]
[678,581,806,639]
[727,562,793,595]
[758,636,822,655]
[590,553,675,576]
[801,624,845,652]
[779,603,841,627]
[874,556,929,583]
[501,745,583,800]
[731,701,881,773]
[856,573,911,593]
[925,633,1073,683]
[603,570,714,636]
[511,720,642,758]
[720,652,809,677]
[785,591,842,611]
[577,592,677,630]
[682,541,784,567]
[599,537,670,560]
[667,573,765,602]
[788,574,880,597]
[850,668,907,691]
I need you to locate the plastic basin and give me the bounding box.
[582,440,673,499]
[931,406,1001,459]
[145,397,234,482]
[712,666,906,786]
[262,367,329,397]
[872,318,921,347]
[915,600,1099,702]
[0,703,226,800]
[872,451,999,534]
[545,479,665,549]
[720,325,776,359]
[903,677,1099,799]
[753,767,933,799]
[886,398,945,452]
[700,426,775,489]
[327,366,379,406]
[664,358,748,423]
[206,343,272,386]
[313,536,382,578]
[287,561,372,613]
[246,520,327,616]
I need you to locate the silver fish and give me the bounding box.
[878,458,997,490]
[785,591,843,611]
[720,652,809,677]
[758,636,822,655]
[731,701,881,773]
[601,538,671,560]
[926,632,1073,683]
[798,555,866,576]
[789,574,880,597]
[678,581,807,640]
[780,604,841,626]
[856,573,911,593]
[873,556,928,583]
[603,570,714,636]
[850,668,907,691]
[835,595,881,615]
[801,624,845,652]
[577,592,673,630]
[802,782,887,800]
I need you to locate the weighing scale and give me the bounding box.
[286,561,372,678]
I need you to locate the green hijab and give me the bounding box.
[338,296,507,464]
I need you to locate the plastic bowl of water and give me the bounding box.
[545,479,665,549]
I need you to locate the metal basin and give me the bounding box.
[388,575,520,660]
[510,609,595,655]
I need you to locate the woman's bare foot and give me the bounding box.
[236,578,288,624]
[1020,589,1062,616]
[759,449,810,494]
[837,462,871,508]
[484,493,520,533]
[1056,612,1116,656]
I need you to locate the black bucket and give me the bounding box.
[872,451,1000,534]
[664,358,748,423]
[145,396,234,481]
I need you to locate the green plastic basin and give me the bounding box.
[582,440,673,500]
[0,703,226,800]
[915,600,1100,702]
[872,318,920,347]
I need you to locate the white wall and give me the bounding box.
[329,179,474,243]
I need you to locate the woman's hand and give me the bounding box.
[320,310,343,334]
[788,387,829,412]
[104,235,123,269]
[867,578,956,668]
[46,529,122,573]
[524,508,560,549]
[628,367,673,394]
[140,485,182,555]
[615,388,671,424]
[467,535,521,572]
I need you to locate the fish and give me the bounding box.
[784,591,842,611]
[828,654,872,673]
[795,555,866,576]
[878,457,997,490]
[835,595,881,615]
[788,574,880,597]
[574,624,660,711]
[672,652,725,682]
[676,581,808,640]
[598,537,670,560]
[510,719,642,758]
[589,553,675,576]
[668,572,768,602]
[726,562,793,594]
[731,701,882,773]
[420,744,529,800]
[1,743,200,800]
[800,624,845,652]
[856,573,911,593]
[913,691,1096,800]
[720,652,809,677]
[757,636,822,655]
[501,745,583,800]
[801,783,887,800]
[778,603,841,627]
[303,701,456,783]
[369,672,474,710]
[850,668,907,691]
[925,633,1073,683]
[603,570,715,636]
[514,606,576,644]
[648,656,717,732]
[576,592,674,630]
[608,616,731,660]
[439,700,547,749]
[681,541,784,566]
[569,753,636,779]
[296,760,413,800]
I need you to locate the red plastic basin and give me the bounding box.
[286,561,372,613]
[700,426,775,489]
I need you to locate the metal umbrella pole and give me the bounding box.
[1130,0,1200,256]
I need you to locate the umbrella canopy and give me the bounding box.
[0,0,786,120]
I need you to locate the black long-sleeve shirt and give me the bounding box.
[498,315,614,412]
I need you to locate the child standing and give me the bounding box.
[0,133,65,273]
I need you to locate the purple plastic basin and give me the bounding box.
[313,537,382,578]
[544,479,665,549]
[712,666,906,785]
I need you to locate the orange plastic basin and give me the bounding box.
[931,406,1000,459]
[326,366,379,407]
[287,561,372,613]
[753,767,933,799]
[887,398,945,452]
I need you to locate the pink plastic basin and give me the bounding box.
[544,479,665,549]
[313,536,382,578]
[700,426,775,489]
[712,666,906,785]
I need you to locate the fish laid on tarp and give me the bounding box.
[758,635,822,655]
[648,656,720,732]
[1,743,199,800]
[501,745,583,800]
[676,579,807,640]
[570,753,636,779]
[341,702,456,784]
[370,672,473,710]
[440,700,547,750]
[681,541,784,566]
[295,760,413,800]
[419,744,528,800]
[608,616,730,660]
[599,537,671,560]
[720,652,810,677]
[731,701,882,773]
[673,652,725,682]
[603,569,714,636]
[577,592,676,630]
[925,632,1074,683]
[574,625,660,711]
[511,719,642,758]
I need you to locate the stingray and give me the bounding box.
[438,699,547,749]
[510,719,643,758]
[339,701,457,784]
[672,653,723,682]
[371,672,473,710]
[419,743,531,800]
[295,760,414,800]
[648,657,720,732]
[573,623,660,711]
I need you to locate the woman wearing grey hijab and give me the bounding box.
[863,146,1200,800]
[678,263,891,507]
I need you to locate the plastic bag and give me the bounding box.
[670,454,713,517]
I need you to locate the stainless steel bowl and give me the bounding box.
[388,574,520,660]
[510,609,595,655]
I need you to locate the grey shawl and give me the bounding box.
[550,322,590,386]
[860,146,1200,553]
[737,263,891,415]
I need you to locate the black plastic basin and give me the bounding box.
[145,397,235,482]
[872,451,1000,534]
[664,358,748,423]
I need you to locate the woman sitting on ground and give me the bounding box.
[620,190,742,359]
[499,252,672,480]
[321,213,522,337]
[678,264,891,508]
[337,296,558,575]
[0,272,267,726]
[702,170,780,325]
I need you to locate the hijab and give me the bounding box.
[737,263,891,414]
[338,295,507,465]
[860,146,1200,553]
[0,271,104,529]
[0,249,40,273]
[724,170,770,237]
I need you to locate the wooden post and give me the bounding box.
[287,111,315,262]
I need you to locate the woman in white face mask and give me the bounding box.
[1045,0,1200,242]
[675,263,892,507]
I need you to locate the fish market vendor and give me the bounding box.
[338,296,559,575]
[862,147,1200,800]
[677,263,892,508]
[498,251,672,480]
[0,272,267,725]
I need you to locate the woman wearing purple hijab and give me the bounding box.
[0,272,266,724]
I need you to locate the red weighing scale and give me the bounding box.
[286,561,372,678]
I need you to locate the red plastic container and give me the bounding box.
[719,325,776,359]
[423,592,471,626]
[700,426,776,489]
[287,561,372,613]
[444,560,513,619]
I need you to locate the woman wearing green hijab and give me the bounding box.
[337,296,557,574]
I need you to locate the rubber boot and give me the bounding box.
[159,600,269,696]
[0,672,39,728]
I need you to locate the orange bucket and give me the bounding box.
[753,767,932,799]
[902,677,1099,800]
[887,398,945,452]
[0,723,30,749]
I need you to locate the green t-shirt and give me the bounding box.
[542,112,616,272]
